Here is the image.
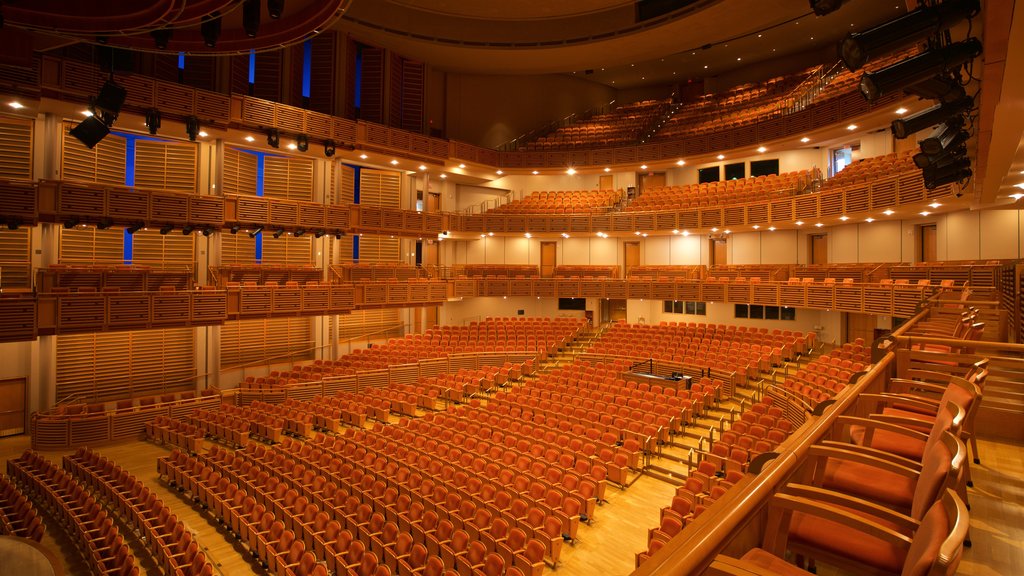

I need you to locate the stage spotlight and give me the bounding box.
[267,129,280,148]
[273,228,286,239]
[185,116,200,141]
[70,115,110,148]
[243,0,261,38]
[324,139,336,157]
[230,225,241,234]
[920,120,970,156]
[314,230,327,238]
[182,225,195,235]
[160,224,174,235]
[891,97,972,139]
[145,109,161,135]
[63,218,80,229]
[249,226,264,238]
[202,227,214,237]
[334,232,343,240]
[905,75,967,105]
[7,220,19,231]
[96,218,113,230]
[294,228,306,237]
[268,0,284,19]
[126,223,143,235]
[915,144,967,170]
[859,38,982,102]
[296,134,309,152]
[201,12,222,47]
[923,158,971,189]
[841,0,980,71]
[809,0,851,16]
[151,28,172,50]
[94,80,127,122]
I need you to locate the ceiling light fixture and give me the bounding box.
[795,221,804,226]
[8,102,24,110]
[929,202,942,208]
[390,159,399,165]
[359,154,368,159]
[800,137,811,143]
[865,217,875,223]
[267,129,280,148]
[676,160,685,166]
[604,167,611,172]
[296,134,309,152]
[768,227,776,231]
[895,107,908,115]
[883,209,895,215]
[566,168,576,175]
[847,124,858,130]
[496,170,503,175]
[324,139,336,157]
[716,154,725,160]
[753,225,760,230]
[839,215,850,221]
[244,135,255,142]
[757,146,767,153]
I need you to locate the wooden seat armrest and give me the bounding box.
[707,555,787,576]
[867,413,938,430]
[774,486,919,534]
[860,393,940,413]
[817,440,922,472]
[834,416,929,442]
[889,379,949,395]
[807,445,922,489]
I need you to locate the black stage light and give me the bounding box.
[230,225,241,234]
[185,116,200,141]
[63,217,80,229]
[296,134,309,152]
[273,228,285,239]
[151,28,172,50]
[145,109,161,135]
[859,38,982,102]
[314,230,327,238]
[324,139,336,157]
[923,158,971,189]
[202,227,215,237]
[96,218,113,230]
[201,12,222,48]
[841,0,980,71]
[249,226,263,238]
[243,0,261,38]
[268,0,284,19]
[160,224,174,235]
[94,80,127,122]
[70,115,110,149]
[334,233,343,240]
[182,225,195,235]
[810,0,851,16]
[7,220,19,231]
[267,129,280,148]
[915,144,967,170]
[920,121,970,156]
[891,97,972,139]
[294,228,306,237]
[126,222,143,235]
[904,75,967,104]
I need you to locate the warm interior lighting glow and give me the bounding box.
[676,160,685,166]
[929,202,942,208]
[883,209,895,215]
[866,217,875,222]
[640,164,648,170]
[8,102,24,109]
[757,146,767,153]
[895,107,908,114]
[716,154,725,160]
[800,137,811,143]
[359,154,368,159]
[847,124,858,130]
[795,221,804,225]
[244,136,255,142]
[566,168,576,175]
[390,159,399,165]
[839,215,850,221]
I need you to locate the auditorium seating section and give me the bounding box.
[211,265,322,288]
[625,171,812,212]
[588,322,814,378]
[819,150,916,192]
[488,189,622,214]
[455,265,540,278]
[551,265,620,279]
[523,99,670,150]
[706,265,790,282]
[335,264,430,282]
[626,266,703,280]
[0,474,44,541]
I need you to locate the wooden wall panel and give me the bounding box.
[220,233,257,265]
[261,234,313,265]
[134,139,198,192]
[222,147,259,196]
[263,156,314,201]
[61,121,127,185]
[56,327,195,402]
[0,227,31,289]
[131,229,195,268]
[0,116,33,180]
[358,168,401,208]
[221,316,313,367]
[59,227,124,265]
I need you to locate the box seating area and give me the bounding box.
[773,341,871,410]
[791,263,889,283]
[210,265,322,288]
[888,260,1008,287]
[820,150,915,191]
[588,322,813,378]
[626,171,811,212]
[46,389,210,416]
[650,73,808,141]
[241,372,322,390]
[0,474,44,541]
[523,99,670,150]
[551,265,620,279]
[626,265,703,280]
[37,264,194,292]
[489,189,622,214]
[707,265,790,282]
[63,447,215,576]
[337,264,428,282]
[455,265,539,278]
[8,450,140,576]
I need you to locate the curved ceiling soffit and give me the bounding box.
[340,0,722,48]
[5,0,353,55]
[4,0,183,34]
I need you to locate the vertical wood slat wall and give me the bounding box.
[220,317,314,368]
[132,230,195,268]
[134,140,198,192]
[0,116,33,180]
[56,328,195,403]
[61,121,127,185]
[59,228,125,264]
[0,228,31,289]
[359,46,385,124]
[263,156,314,201]
[222,147,259,196]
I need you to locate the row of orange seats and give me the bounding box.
[0,473,44,541]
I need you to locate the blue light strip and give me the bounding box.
[248,49,256,84]
[178,52,185,70]
[123,135,136,263]
[350,165,361,204]
[255,154,265,261]
[302,41,312,98]
[353,234,359,262]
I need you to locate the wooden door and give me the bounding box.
[607,299,627,321]
[0,378,26,436]
[427,192,440,213]
[599,175,614,190]
[845,313,876,346]
[920,224,937,262]
[709,238,728,266]
[810,234,828,265]
[624,241,641,276]
[540,242,557,278]
[639,172,666,195]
